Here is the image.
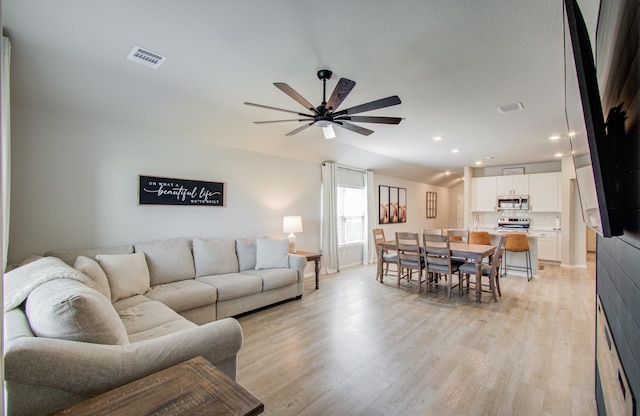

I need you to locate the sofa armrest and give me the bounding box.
[4,309,243,397]
[288,254,307,294]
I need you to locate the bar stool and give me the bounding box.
[468,231,491,245]
[501,233,532,281]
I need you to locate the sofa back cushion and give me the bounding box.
[25,279,129,345]
[44,244,134,266]
[193,238,239,277]
[134,238,195,285]
[74,255,111,300]
[96,252,151,302]
[255,239,290,270]
[236,238,257,271]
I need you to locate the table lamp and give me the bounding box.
[282,216,303,253]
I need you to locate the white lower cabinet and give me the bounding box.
[529,231,559,261]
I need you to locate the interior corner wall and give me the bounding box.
[8,106,322,265]
[373,174,450,238]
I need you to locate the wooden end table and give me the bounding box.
[50,356,264,416]
[296,251,322,289]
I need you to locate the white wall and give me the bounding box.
[10,106,452,276]
[8,106,322,265]
[373,174,450,239]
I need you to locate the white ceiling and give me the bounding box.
[2,0,600,187]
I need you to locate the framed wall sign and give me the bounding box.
[379,185,407,224]
[426,191,437,218]
[139,175,225,206]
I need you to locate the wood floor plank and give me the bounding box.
[236,256,597,415]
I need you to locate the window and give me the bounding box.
[337,186,365,245]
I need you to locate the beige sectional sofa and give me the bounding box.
[3,236,307,416]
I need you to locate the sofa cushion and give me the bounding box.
[25,279,129,345]
[197,273,263,301]
[96,252,151,302]
[117,299,197,343]
[236,238,257,271]
[145,280,218,313]
[193,238,238,277]
[44,244,134,266]
[134,238,195,285]
[241,268,298,291]
[74,255,111,300]
[255,239,289,270]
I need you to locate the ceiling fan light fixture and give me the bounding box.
[322,125,336,139]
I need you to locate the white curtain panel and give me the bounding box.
[364,170,377,264]
[320,162,339,274]
[2,37,11,272]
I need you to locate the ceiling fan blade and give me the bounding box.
[244,102,313,117]
[332,95,402,117]
[273,83,319,114]
[285,122,315,136]
[334,116,402,124]
[253,119,312,124]
[334,121,374,136]
[325,78,356,111]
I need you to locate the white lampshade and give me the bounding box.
[283,216,303,253]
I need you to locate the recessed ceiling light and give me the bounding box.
[451,148,460,153]
[554,153,563,157]
[475,161,483,165]
[445,171,451,175]
[549,135,561,140]
[433,136,443,141]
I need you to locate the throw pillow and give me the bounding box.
[74,255,112,301]
[255,239,289,270]
[192,238,239,277]
[236,238,257,271]
[96,252,150,302]
[25,279,129,345]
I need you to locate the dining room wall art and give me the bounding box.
[426,191,437,218]
[379,185,407,224]
[139,175,225,206]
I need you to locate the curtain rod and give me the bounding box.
[322,161,368,174]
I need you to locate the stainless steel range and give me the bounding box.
[497,217,530,231]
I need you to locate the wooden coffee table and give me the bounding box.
[51,356,264,416]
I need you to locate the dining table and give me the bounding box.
[376,240,496,302]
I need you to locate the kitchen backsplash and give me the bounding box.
[471,212,560,230]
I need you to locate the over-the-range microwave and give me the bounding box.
[496,195,529,210]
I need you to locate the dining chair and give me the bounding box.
[422,228,443,236]
[459,235,505,302]
[445,229,468,242]
[372,228,397,279]
[422,233,461,298]
[395,232,424,291]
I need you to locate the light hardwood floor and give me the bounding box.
[236,255,596,416]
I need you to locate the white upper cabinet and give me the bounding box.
[496,174,529,195]
[471,176,497,211]
[529,172,561,212]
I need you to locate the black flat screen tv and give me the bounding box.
[563,0,623,237]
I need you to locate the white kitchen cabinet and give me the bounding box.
[529,172,561,212]
[471,176,497,211]
[529,230,559,261]
[496,174,529,195]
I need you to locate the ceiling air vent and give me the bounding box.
[126,46,167,69]
[497,102,524,113]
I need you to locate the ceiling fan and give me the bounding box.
[244,69,402,139]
